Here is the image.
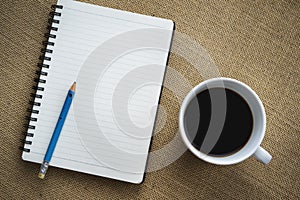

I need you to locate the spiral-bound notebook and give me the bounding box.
[22,0,174,184]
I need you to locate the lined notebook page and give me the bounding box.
[22,0,174,183]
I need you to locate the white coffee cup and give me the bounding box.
[179,77,272,165]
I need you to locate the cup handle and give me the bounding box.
[253,146,272,164]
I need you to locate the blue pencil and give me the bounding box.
[38,82,76,179]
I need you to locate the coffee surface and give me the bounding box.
[184,88,253,156]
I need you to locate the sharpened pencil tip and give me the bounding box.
[70,82,76,92]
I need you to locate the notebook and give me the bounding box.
[22,0,174,184]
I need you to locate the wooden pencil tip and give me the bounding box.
[70,82,76,92]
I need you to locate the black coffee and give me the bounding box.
[184,88,253,156]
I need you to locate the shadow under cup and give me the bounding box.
[179,78,266,165]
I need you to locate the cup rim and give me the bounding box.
[179,77,266,165]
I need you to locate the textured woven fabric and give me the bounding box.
[0,0,299,199]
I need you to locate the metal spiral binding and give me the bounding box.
[21,4,63,153]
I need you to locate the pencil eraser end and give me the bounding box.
[38,173,45,179]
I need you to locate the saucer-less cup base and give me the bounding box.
[179,77,272,165]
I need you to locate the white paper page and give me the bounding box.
[22,0,174,183]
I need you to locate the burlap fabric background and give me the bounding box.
[0,0,299,199]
